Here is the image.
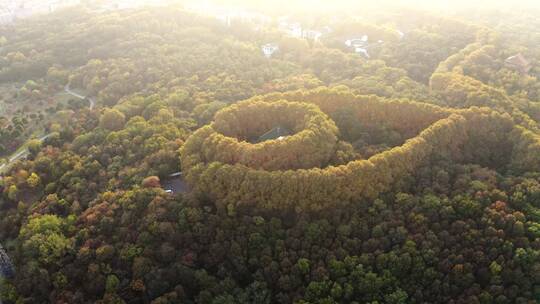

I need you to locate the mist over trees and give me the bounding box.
[0,3,539,304]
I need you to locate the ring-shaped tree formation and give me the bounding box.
[180,87,540,213]
[187,100,339,171]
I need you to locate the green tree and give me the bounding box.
[99,109,126,131]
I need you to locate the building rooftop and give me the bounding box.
[505,53,532,74]
[345,35,369,47]
[162,176,189,194]
[0,244,15,279]
[505,53,530,66]
[262,43,279,58]
[256,125,291,143]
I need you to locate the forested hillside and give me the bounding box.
[0,3,539,304]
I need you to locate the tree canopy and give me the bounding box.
[0,4,539,304]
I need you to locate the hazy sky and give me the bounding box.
[179,0,540,12]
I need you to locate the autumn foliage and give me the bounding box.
[181,87,540,212]
[196,100,339,171]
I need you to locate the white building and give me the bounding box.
[185,3,271,29]
[0,0,81,24]
[345,35,371,58]
[321,26,333,34]
[237,11,271,26]
[0,8,14,24]
[221,10,271,27]
[279,20,302,38]
[262,43,279,58]
[345,35,368,48]
[354,47,370,58]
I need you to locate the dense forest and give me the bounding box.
[0,3,539,304]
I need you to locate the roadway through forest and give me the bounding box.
[64,83,95,110]
[0,133,53,173]
[0,84,95,173]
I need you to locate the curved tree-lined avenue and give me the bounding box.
[190,100,339,171]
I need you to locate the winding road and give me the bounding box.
[64,83,95,110]
[0,84,95,173]
[0,133,54,173]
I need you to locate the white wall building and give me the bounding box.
[354,47,370,58]
[345,35,368,48]
[0,0,81,24]
[346,35,371,58]
[278,20,303,38]
[186,3,271,29]
[0,8,14,24]
[262,43,279,58]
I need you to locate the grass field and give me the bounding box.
[0,82,78,160]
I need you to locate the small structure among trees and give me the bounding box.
[255,125,291,143]
[278,19,302,38]
[345,36,370,58]
[505,53,531,74]
[0,244,15,279]
[161,173,190,194]
[261,43,279,58]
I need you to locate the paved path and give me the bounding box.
[0,133,53,173]
[64,83,95,110]
[1,84,95,173]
